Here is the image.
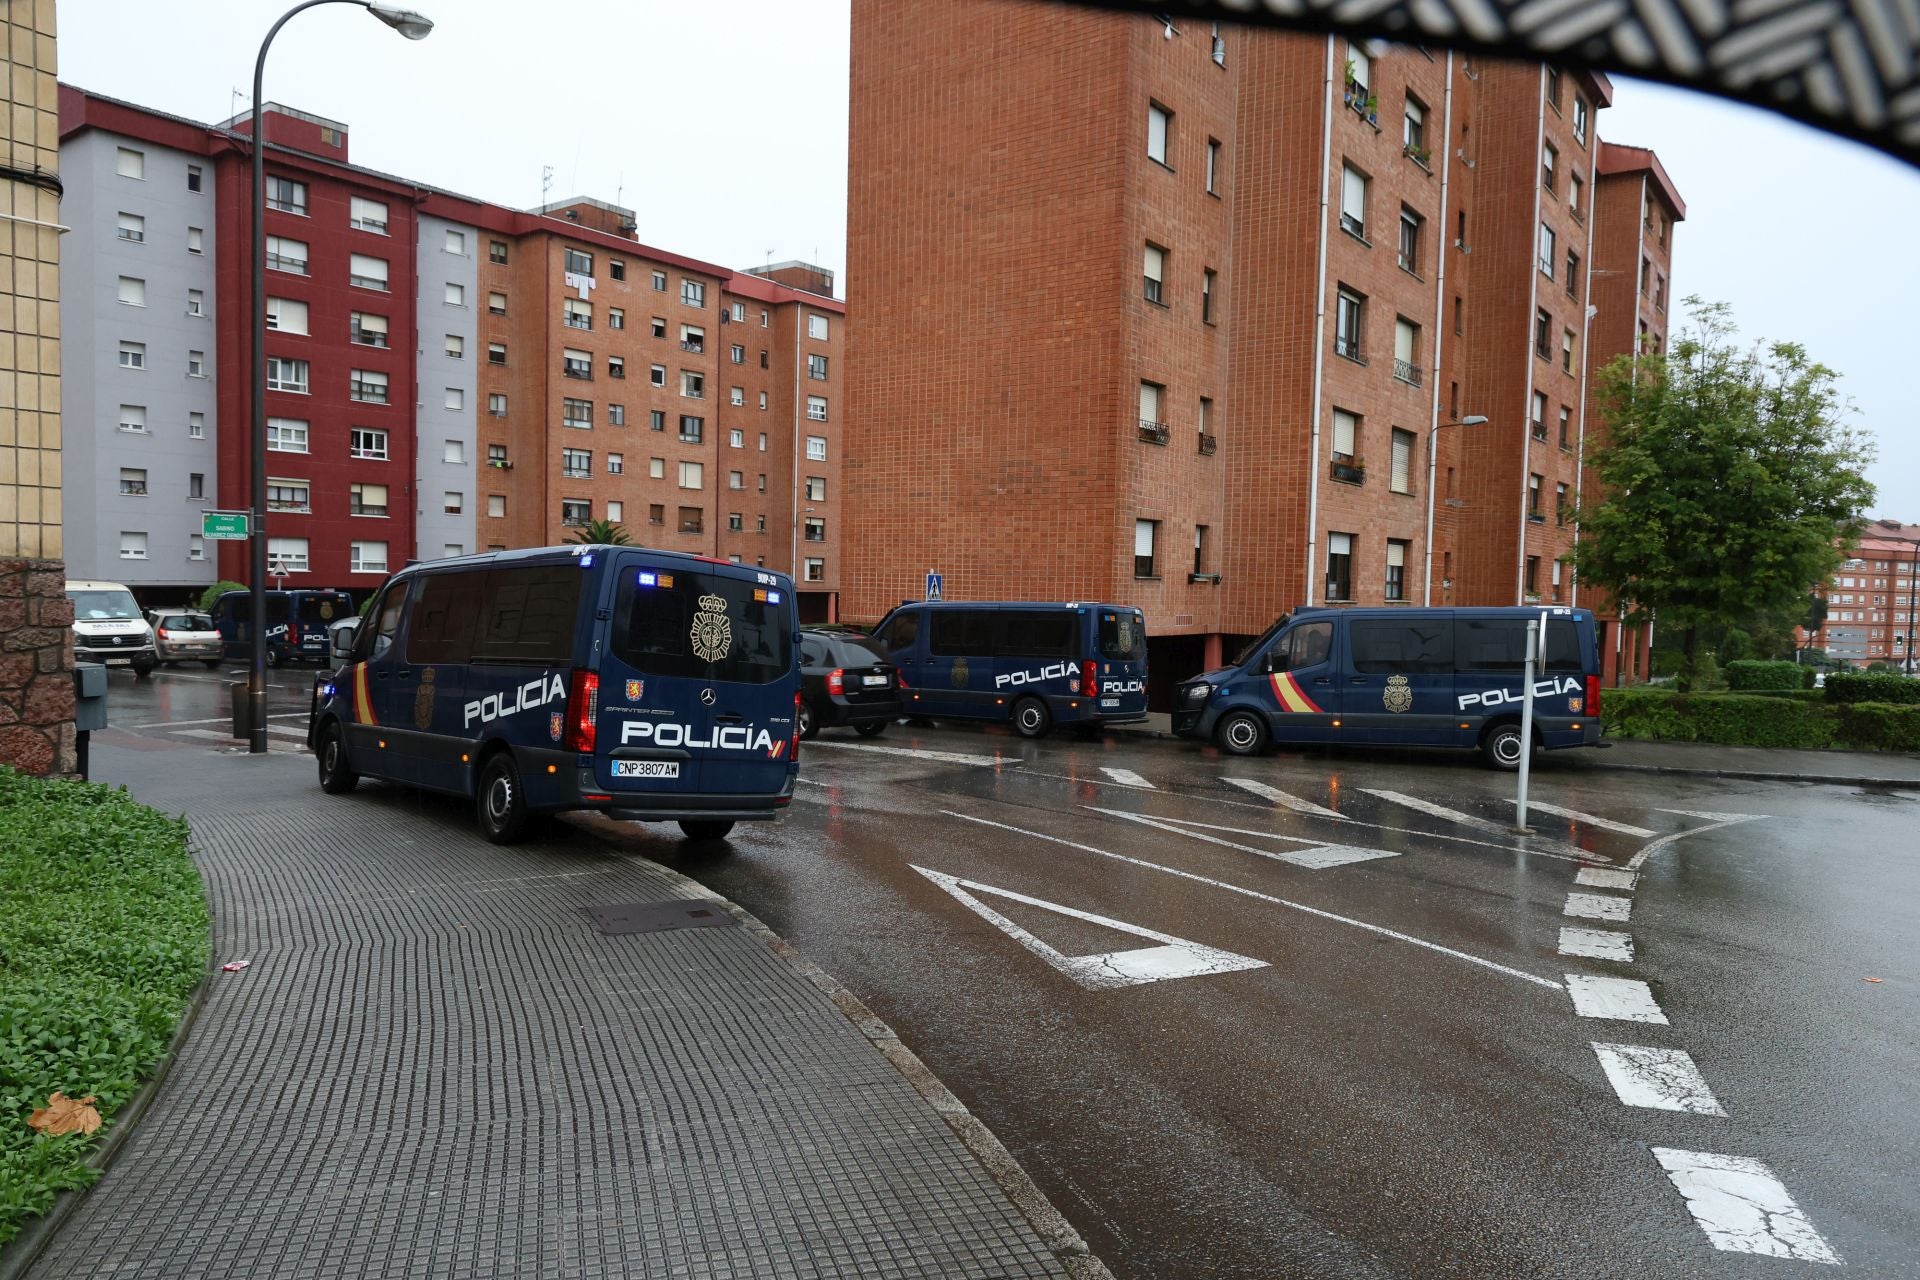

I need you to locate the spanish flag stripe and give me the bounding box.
[352,663,377,725]
[1269,672,1323,715]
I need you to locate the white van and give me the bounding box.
[66,579,157,677]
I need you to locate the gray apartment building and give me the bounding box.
[415,213,478,560]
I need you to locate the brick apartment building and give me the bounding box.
[1802,519,1920,670]
[843,3,1680,690]
[57,89,846,619]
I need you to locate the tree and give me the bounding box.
[197,580,247,611]
[1572,300,1875,691]
[566,519,632,546]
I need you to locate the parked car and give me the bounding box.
[799,628,901,738]
[65,579,156,677]
[145,609,224,667]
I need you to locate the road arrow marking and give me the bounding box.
[1651,1148,1840,1263]
[1098,767,1155,789]
[1558,927,1634,962]
[1575,867,1638,890]
[1513,800,1656,838]
[1220,777,1346,819]
[1565,974,1668,1023]
[1565,891,1632,923]
[1593,1044,1726,1115]
[1087,807,1398,869]
[909,865,1266,991]
[1361,790,1593,861]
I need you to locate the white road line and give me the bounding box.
[1087,808,1397,869]
[1512,800,1656,838]
[1361,790,1593,861]
[125,712,307,730]
[1626,812,1763,871]
[942,810,1562,990]
[267,722,305,737]
[909,865,1267,990]
[804,740,1010,768]
[1575,867,1638,891]
[1592,1044,1726,1116]
[175,728,236,741]
[1558,927,1634,962]
[1098,767,1155,789]
[1205,792,1582,861]
[1565,974,1668,1023]
[1220,777,1347,820]
[1564,892,1632,923]
[1651,1148,1841,1263]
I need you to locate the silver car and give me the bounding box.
[146,610,225,668]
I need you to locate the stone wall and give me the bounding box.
[0,557,75,776]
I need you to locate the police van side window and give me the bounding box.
[611,570,789,683]
[995,610,1075,658]
[472,566,582,665]
[1099,610,1145,661]
[882,612,918,656]
[1351,619,1453,673]
[1456,618,1582,672]
[929,609,992,657]
[1273,621,1332,671]
[406,573,482,664]
[355,583,409,663]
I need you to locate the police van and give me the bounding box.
[210,588,354,667]
[871,601,1149,737]
[1172,606,1602,769]
[308,546,801,843]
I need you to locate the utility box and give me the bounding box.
[73,662,108,732]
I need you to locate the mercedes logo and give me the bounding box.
[699,688,716,706]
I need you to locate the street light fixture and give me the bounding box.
[244,0,433,754]
[1423,414,1487,606]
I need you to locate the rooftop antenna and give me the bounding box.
[540,165,553,207]
[231,87,245,124]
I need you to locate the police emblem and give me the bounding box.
[952,657,970,687]
[1568,696,1584,713]
[412,666,437,729]
[548,711,565,742]
[1383,674,1413,713]
[319,601,335,621]
[626,678,644,701]
[691,594,732,662]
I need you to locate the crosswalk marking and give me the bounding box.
[1592,1044,1725,1116]
[1627,811,1764,871]
[1651,1149,1840,1263]
[1575,867,1638,890]
[805,740,1008,768]
[1514,800,1655,838]
[1565,974,1668,1024]
[1220,777,1346,820]
[1564,892,1631,923]
[1558,927,1633,962]
[1088,807,1398,870]
[1098,767,1154,789]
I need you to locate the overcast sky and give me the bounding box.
[59,0,1917,521]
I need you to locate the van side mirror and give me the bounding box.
[329,619,360,660]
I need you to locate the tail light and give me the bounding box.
[289,623,302,643]
[827,668,845,696]
[1586,674,1601,717]
[790,690,803,760]
[564,668,599,752]
[1086,657,1101,697]
[897,672,910,689]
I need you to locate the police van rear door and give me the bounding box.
[599,559,796,798]
[1094,607,1148,716]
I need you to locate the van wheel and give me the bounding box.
[1012,697,1051,739]
[317,721,358,795]
[797,699,819,740]
[132,660,154,680]
[1216,710,1269,756]
[202,659,223,669]
[679,819,735,842]
[476,752,531,844]
[266,648,282,669]
[1481,723,1527,771]
[854,720,887,738]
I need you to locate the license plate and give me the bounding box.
[1100,697,1120,707]
[862,674,889,687]
[107,658,131,666]
[612,760,680,779]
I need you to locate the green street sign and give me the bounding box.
[202,511,249,540]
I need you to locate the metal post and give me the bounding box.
[1907,542,1918,677]
[1515,613,1543,831]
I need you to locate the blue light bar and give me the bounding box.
[579,554,594,568]
[767,590,782,605]
[638,571,657,587]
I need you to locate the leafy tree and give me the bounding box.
[1573,300,1875,690]
[566,519,632,546]
[197,580,247,611]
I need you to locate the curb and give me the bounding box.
[0,969,212,1280]
[604,843,1115,1280]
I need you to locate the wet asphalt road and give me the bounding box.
[96,667,1920,1279]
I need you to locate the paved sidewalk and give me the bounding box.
[22,745,1090,1280]
[1111,712,1920,786]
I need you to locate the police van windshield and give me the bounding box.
[612,570,791,684]
[68,589,141,621]
[1098,609,1145,661]
[1230,615,1290,668]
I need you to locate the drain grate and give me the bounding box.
[586,898,736,936]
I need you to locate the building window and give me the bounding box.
[1390,429,1414,494]
[1558,405,1572,449]
[488,291,507,316]
[1398,207,1423,275]
[1340,164,1368,239]
[1538,223,1556,279]
[267,417,308,452]
[1335,287,1366,361]
[266,357,308,393]
[1393,318,1421,385]
[729,343,746,365]
[760,350,770,369]
[806,435,827,461]
[349,197,388,233]
[562,348,592,380]
[1565,249,1580,295]
[443,439,464,463]
[1385,540,1409,601]
[1573,95,1589,145]
[808,353,829,380]
[1545,65,1562,111]
[189,535,206,561]
[350,253,390,291]
[1347,40,1370,96]
[118,467,148,496]
[1531,392,1548,440]
[115,146,144,180]
[562,448,592,479]
[186,165,202,192]
[1326,532,1353,601]
[806,475,826,501]
[1542,143,1557,193]
[1555,482,1570,526]
[117,211,144,242]
[608,356,625,380]
[730,386,746,408]
[263,296,305,333]
[445,334,464,360]
[1535,309,1552,358]
[728,428,744,449]
[564,247,594,276]
[728,512,744,532]
[350,428,389,460]
[608,404,625,426]
[679,415,704,443]
[1528,473,1545,521]
[187,226,204,255]
[804,558,824,583]
[759,392,768,411]
[809,313,829,341]
[610,307,625,330]
[1134,519,1158,578]
[806,395,828,422]
[343,541,388,575]
[187,350,206,378]
[350,370,389,403]
[1211,20,1226,64]
[564,398,593,429]
[1202,269,1217,323]
[1332,407,1359,461]
[344,311,386,346]
[444,282,464,306]
[265,176,307,215]
[649,270,666,292]
[1526,555,1541,597]
[487,444,508,468]
[487,494,506,518]
[1205,137,1221,194]
[1139,381,1165,436]
[681,278,705,307]
[117,275,145,308]
[1143,244,1166,304]
[444,229,466,255]
[678,506,703,534]
[118,342,146,370]
[650,410,666,432]
[1562,328,1577,373]
[188,412,205,439]
[1147,102,1171,165]
[350,482,389,517]
[267,479,310,513]
[607,452,624,474]
[729,470,744,490]
[804,517,826,542]
[489,239,508,264]
[116,531,148,561]
[266,537,309,574]
[563,297,593,330]
[487,342,508,366]
[1404,94,1427,157]
[562,499,592,528]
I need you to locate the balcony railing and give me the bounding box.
[1335,338,1367,364]
[563,364,592,380]
[680,339,704,353]
[349,381,389,403]
[350,501,388,517]
[1198,433,1218,455]
[679,520,704,535]
[350,274,388,292]
[1330,459,1366,484]
[562,514,589,528]
[1138,419,1170,445]
[562,314,592,330]
[1527,511,1546,523]
[1392,358,1423,386]
[562,466,591,479]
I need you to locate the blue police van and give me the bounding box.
[871,601,1149,737]
[308,546,801,843]
[211,588,354,666]
[1172,606,1603,769]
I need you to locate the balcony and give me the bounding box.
[1198,433,1218,456]
[1138,419,1170,445]
[678,520,704,535]
[350,501,388,517]
[1392,359,1422,386]
[562,466,592,479]
[1527,511,1546,524]
[562,516,589,528]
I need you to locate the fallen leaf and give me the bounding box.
[1864,977,1883,983]
[28,1092,102,1137]
[221,960,251,973]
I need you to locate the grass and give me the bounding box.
[0,768,208,1248]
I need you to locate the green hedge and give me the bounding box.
[1601,687,1920,751]
[1825,672,1920,705]
[0,770,209,1247]
[1723,660,1812,691]
[1738,688,1827,702]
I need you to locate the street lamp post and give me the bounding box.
[245,0,432,753]
[1422,414,1488,606]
